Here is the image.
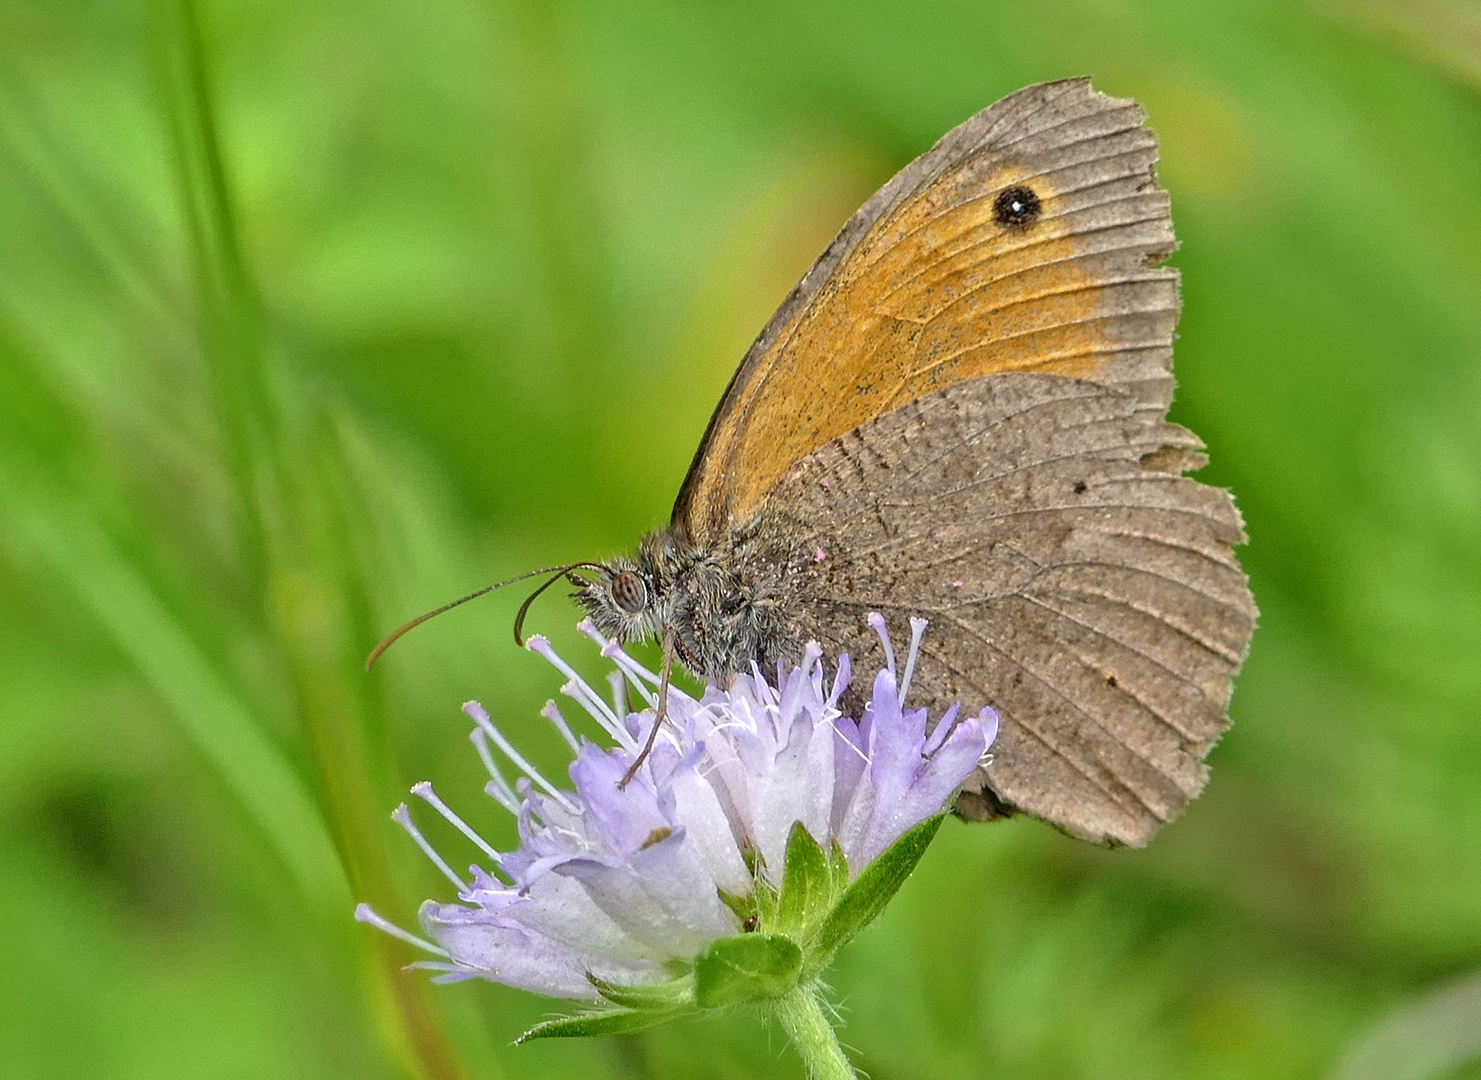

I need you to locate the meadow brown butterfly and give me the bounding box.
[378,78,1256,847]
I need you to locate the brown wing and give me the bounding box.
[763,373,1256,847]
[674,77,1180,545]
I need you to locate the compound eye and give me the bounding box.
[611,570,648,615]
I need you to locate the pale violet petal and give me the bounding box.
[747,707,816,877]
[626,828,738,942]
[569,740,669,855]
[419,902,602,1001]
[834,763,877,869]
[853,715,988,867]
[500,869,667,963]
[556,852,711,959]
[800,697,836,848]
[664,752,752,895]
[829,715,868,837]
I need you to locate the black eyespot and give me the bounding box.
[993,185,1041,228]
[611,570,648,615]
[1073,480,1088,494]
[1106,674,1119,688]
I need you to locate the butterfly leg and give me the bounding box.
[619,625,675,789]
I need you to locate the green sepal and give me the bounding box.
[587,972,694,1011]
[801,813,944,979]
[828,839,850,896]
[776,822,834,935]
[693,932,802,1009]
[719,887,758,929]
[516,1005,689,1043]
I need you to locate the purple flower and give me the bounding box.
[357,615,996,1002]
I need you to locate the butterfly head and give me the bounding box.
[575,552,666,645]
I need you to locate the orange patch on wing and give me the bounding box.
[674,82,1177,543]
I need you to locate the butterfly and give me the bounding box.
[375,78,1256,848]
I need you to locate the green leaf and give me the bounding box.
[777,822,833,935]
[802,814,944,979]
[587,972,694,1011]
[694,933,802,1009]
[516,1006,688,1043]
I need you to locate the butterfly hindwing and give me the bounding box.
[757,372,1253,845]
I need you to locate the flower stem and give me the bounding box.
[773,984,857,1080]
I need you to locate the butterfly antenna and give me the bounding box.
[511,565,601,647]
[366,562,604,670]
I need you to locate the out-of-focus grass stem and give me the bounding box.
[153,2,469,1077]
[156,0,277,594]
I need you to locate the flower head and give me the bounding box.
[357,615,996,1012]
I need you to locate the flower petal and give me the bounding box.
[500,871,667,962]
[555,829,736,958]
[853,715,988,867]
[662,749,751,895]
[569,741,669,855]
[420,901,662,1001]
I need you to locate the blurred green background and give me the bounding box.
[2,0,1479,1077]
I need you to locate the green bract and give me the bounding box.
[517,814,945,1044]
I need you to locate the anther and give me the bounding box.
[867,612,897,681]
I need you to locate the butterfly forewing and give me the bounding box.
[674,78,1180,546]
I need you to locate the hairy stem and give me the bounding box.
[772,984,857,1080]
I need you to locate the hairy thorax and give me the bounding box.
[578,523,809,685]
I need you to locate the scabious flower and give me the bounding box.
[357,613,995,1075]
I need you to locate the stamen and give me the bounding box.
[867,612,897,681]
[607,643,660,688]
[526,635,622,729]
[800,641,823,681]
[779,641,824,717]
[464,702,580,815]
[899,616,929,706]
[560,680,637,748]
[354,903,450,957]
[412,781,505,866]
[576,616,612,651]
[540,700,580,753]
[600,642,660,707]
[392,804,469,892]
[607,671,626,722]
[470,728,520,814]
[404,961,466,974]
[581,619,663,693]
